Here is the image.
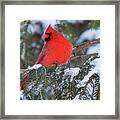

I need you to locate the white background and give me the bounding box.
[5,5,115,115]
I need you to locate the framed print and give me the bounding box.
[0,0,119,119]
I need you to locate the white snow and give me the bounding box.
[76,84,82,88]
[27,84,33,91]
[20,90,24,97]
[76,28,100,44]
[64,67,80,81]
[74,94,80,100]
[27,64,42,70]
[86,83,93,95]
[79,58,100,87]
[87,44,100,56]
[20,90,26,100]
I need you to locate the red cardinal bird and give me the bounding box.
[36,25,73,67]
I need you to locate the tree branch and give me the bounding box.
[71,53,99,61]
[75,38,100,53]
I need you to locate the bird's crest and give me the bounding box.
[45,24,56,33]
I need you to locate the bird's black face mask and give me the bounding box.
[44,32,52,41]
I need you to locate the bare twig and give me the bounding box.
[75,38,100,53]
[71,53,98,61]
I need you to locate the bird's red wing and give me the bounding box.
[40,51,57,66]
[55,43,73,64]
